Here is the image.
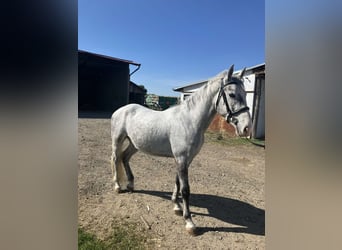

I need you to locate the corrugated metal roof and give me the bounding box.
[237,63,265,75]
[78,49,141,66]
[173,63,265,92]
[173,80,208,92]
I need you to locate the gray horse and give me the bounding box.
[110,65,251,235]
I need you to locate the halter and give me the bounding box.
[215,78,250,123]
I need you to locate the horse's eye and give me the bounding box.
[229,93,236,98]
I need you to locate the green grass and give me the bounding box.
[204,131,265,147]
[79,228,107,250]
[79,222,150,250]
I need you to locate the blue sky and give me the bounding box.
[79,0,264,97]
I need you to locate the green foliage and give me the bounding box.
[204,131,264,146]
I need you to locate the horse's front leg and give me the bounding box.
[177,165,197,235]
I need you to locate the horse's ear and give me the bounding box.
[227,64,234,81]
[239,67,246,79]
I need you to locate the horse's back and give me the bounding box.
[112,103,147,116]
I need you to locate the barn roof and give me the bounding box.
[173,63,265,93]
[173,80,208,93]
[78,49,141,66]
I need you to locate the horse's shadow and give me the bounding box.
[135,190,265,236]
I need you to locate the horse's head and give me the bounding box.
[215,65,252,137]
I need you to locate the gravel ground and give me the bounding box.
[79,118,265,249]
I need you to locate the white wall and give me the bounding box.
[242,74,256,117]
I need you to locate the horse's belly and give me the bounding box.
[125,111,174,157]
[130,134,173,157]
[141,146,173,157]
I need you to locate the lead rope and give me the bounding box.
[244,137,265,149]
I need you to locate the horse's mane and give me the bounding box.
[169,69,245,111]
[182,69,238,110]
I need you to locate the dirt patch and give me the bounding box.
[79,118,265,249]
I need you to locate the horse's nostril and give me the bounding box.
[232,118,238,125]
[243,126,249,135]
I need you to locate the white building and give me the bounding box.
[173,63,265,139]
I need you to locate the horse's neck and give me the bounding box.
[187,80,220,131]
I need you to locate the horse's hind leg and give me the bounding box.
[111,134,126,193]
[122,141,137,192]
[172,174,182,215]
[111,151,124,193]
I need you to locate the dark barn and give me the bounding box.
[78,50,143,116]
[129,81,147,105]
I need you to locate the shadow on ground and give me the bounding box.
[78,111,112,118]
[135,190,265,236]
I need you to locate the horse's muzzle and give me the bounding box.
[242,125,251,137]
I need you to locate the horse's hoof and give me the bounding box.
[186,226,198,236]
[114,187,122,194]
[174,209,183,216]
[185,220,197,236]
[173,204,183,216]
[126,186,134,193]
